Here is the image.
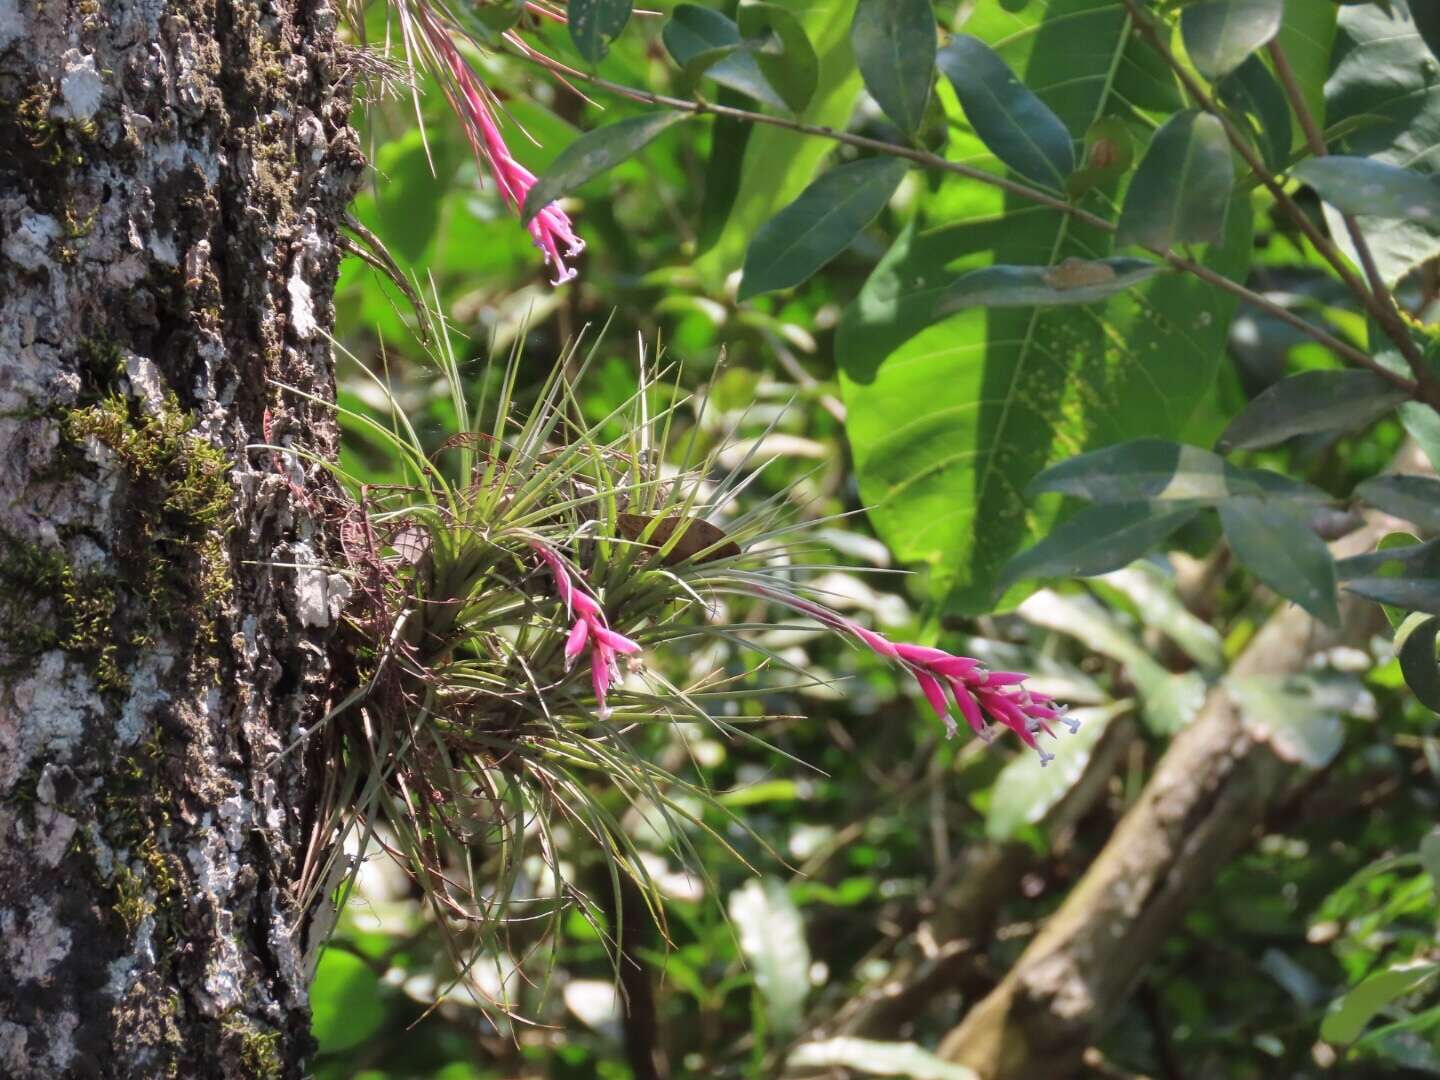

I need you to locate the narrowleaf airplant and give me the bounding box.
[266,304,1073,1009]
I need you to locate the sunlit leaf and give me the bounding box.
[788,1038,980,1080]
[1181,0,1284,81]
[1220,497,1339,625]
[739,158,907,299]
[1217,369,1409,451]
[1294,157,1440,227]
[840,5,1250,613]
[986,702,1128,841]
[522,112,689,224]
[1117,110,1234,250]
[1326,2,1440,284]
[938,257,1164,312]
[311,949,385,1053]
[1229,675,1346,768]
[1218,55,1294,172]
[728,878,811,1035]
[738,2,819,113]
[937,34,1075,188]
[850,0,935,134]
[569,0,634,63]
[1321,961,1440,1044]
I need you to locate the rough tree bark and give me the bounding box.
[0,1,359,1076]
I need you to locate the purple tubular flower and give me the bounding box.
[421,11,585,285]
[532,541,642,718]
[742,584,1072,764]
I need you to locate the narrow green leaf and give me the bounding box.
[1294,156,1440,227]
[1400,403,1440,474]
[1117,110,1234,250]
[938,257,1164,312]
[1356,473,1440,531]
[663,5,787,110]
[522,112,689,225]
[569,0,634,63]
[1344,576,1440,617]
[728,878,810,1035]
[1181,0,1284,81]
[1397,613,1440,711]
[937,34,1075,188]
[1217,54,1293,172]
[738,2,819,114]
[851,0,935,134]
[738,158,907,300]
[1002,503,1197,585]
[986,702,1126,842]
[1028,439,1324,505]
[1217,369,1409,451]
[1321,962,1440,1044]
[1336,535,1437,581]
[1220,497,1339,625]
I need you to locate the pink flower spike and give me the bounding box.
[851,623,900,660]
[570,589,601,619]
[984,671,1030,687]
[592,623,641,655]
[979,691,1039,749]
[592,653,612,718]
[564,618,590,668]
[928,656,983,679]
[947,679,989,737]
[914,671,956,735]
[894,643,953,665]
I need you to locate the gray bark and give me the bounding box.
[0,1,359,1075]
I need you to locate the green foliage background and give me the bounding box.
[311,1,1440,1076]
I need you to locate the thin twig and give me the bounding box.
[513,39,1416,395]
[1266,39,1440,402]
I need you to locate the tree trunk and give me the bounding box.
[0,1,359,1076]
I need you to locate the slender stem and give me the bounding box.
[513,40,1416,393]
[1266,39,1438,400]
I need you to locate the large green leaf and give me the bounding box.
[1326,0,1440,284]
[937,35,1075,189]
[693,0,862,282]
[840,0,1252,614]
[1397,613,1440,712]
[1228,675,1346,768]
[1116,110,1234,250]
[739,158,907,300]
[850,0,935,134]
[1180,0,1284,82]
